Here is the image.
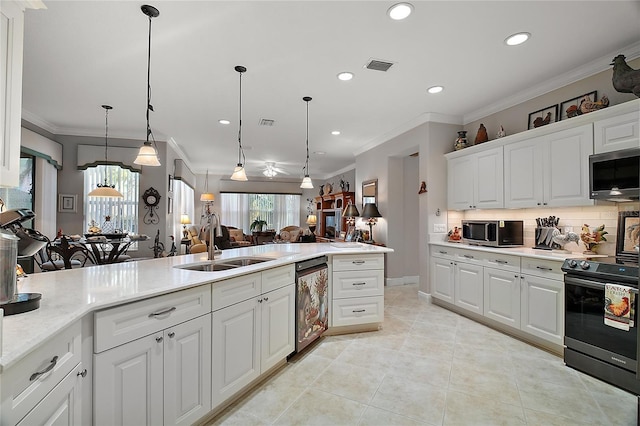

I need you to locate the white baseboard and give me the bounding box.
[386,275,419,287]
[418,291,431,302]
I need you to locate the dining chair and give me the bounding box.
[34,236,94,271]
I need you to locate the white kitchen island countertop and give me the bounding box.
[1,242,392,370]
[429,241,608,261]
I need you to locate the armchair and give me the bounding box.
[227,227,252,247]
[277,226,304,243]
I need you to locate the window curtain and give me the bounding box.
[220,193,300,233]
[173,180,194,240]
[220,193,250,232]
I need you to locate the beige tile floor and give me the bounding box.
[208,284,638,425]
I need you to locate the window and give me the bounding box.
[220,193,300,232]
[84,165,139,233]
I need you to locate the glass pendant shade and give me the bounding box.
[300,175,313,189]
[231,165,248,181]
[200,169,215,201]
[89,105,123,198]
[134,142,161,166]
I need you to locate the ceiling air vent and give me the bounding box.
[365,59,395,72]
[259,119,275,126]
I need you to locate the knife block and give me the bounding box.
[534,227,561,250]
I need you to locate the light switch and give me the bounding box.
[433,223,447,233]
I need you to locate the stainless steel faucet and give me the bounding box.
[206,209,222,261]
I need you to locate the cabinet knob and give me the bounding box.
[168,332,175,338]
[263,297,269,302]
[156,336,163,343]
[77,369,88,378]
[537,202,541,206]
[258,298,263,303]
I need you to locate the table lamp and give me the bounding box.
[306,214,317,234]
[361,203,381,243]
[180,214,191,238]
[342,202,360,240]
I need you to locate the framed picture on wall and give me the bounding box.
[559,91,597,121]
[58,194,77,213]
[527,104,558,129]
[617,211,639,259]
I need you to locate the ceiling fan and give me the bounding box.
[261,162,289,178]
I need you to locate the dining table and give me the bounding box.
[82,234,139,264]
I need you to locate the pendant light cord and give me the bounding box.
[146,12,157,147]
[104,107,109,166]
[237,69,245,166]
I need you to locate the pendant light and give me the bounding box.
[134,4,161,167]
[200,169,215,202]
[88,105,124,198]
[230,65,248,181]
[300,96,314,189]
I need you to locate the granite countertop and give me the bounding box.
[429,241,607,261]
[1,243,392,371]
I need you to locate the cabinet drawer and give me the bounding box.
[332,296,384,326]
[333,270,384,298]
[431,246,456,260]
[455,249,484,265]
[521,258,563,280]
[332,254,384,271]
[95,285,212,353]
[262,264,295,294]
[1,321,81,426]
[212,272,261,311]
[484,252,520,273]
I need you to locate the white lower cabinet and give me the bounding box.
[520,273,564,345]
[94,313,212,426]
[483,267,521,328]
[212,270,295,409]
[454,261,484,314]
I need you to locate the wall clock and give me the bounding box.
[142,187,161,224]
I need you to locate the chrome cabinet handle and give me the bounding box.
[156,336,163,343]
[495,260,508,264]
[439,250,448,254]
[462,254,474,259]
[352,282,366,286]
[536,266,553,271]
[77,369,88,378]
[352,309,366,313]
[30,356,58,381]
[168,332,175,338]
[149,307,176,317]
[352,260,365,265]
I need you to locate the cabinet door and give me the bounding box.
[594,111,640,153]
[544,124,593,207]
[483,267,520,328]
[0,1,24,188]
[164,314,212,426]
[430,256,455,304]
[504,138,544,208]
[17,364,83,426]
[212,298,260,408]
[448,155,475,210]
[454,262,484,314]
[474,147,504,209]
[521,274,564,345]
[261,284,295,372]
[94,334,163,425]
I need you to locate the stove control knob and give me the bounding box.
[579,260,590,270]
[567,260,578,268]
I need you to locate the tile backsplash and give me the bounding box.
[447,202,639,256]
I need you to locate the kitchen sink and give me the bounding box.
[174,257,271,272]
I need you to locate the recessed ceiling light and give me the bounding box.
[505,32,530,46]
[314,151,326,155]
[218,119,230,125]
[427,86,443,94]
[388,3,413,20]
[331,131,341,135]
[337,72,354,81]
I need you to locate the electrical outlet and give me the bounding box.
[434,223,447,233]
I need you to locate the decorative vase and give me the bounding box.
[454,131,468,150]
[102,216,114,234]
[319,185,324,196]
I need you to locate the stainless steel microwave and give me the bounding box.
[462,220,524,247]
[589,148,640,201]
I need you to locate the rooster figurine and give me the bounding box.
[580,224,608,253]
[611,54,640,98]
[551,229,580,248]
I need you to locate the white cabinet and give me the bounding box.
[448,146,503,210]
[430,253,455,304]
[212,265,295,408]
[454,261,484,314]
[594,111,640,153]
[484,267,520,328]
[504,124,593,208]
[331,254,385,327]
[94,285,213,426]
[1,321,83,426]
[0,1,25,187]
[94,314,212,426]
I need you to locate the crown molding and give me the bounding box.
[463,40,640,124]
[167,137,196,173]
[322,163,356,181]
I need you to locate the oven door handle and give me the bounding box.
[566,276,639,294]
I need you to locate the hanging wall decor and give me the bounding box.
[142,187,161,224]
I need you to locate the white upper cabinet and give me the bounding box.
[448,146,503,210]
[504,124,593,208]
[593,110,640,153]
